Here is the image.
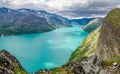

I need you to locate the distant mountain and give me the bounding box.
[70,18,95,25]
[83,18,104,32]
[0,7,72,36]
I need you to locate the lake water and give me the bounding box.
[0,26,88,72]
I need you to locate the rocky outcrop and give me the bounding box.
[96,8,120,61]
[67,8,120,74]
[64,55,106,74]
[36,55,120,74]
[83,18,103,32]
[0,50,27,74]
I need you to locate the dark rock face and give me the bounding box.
[36,55,107,74]
[0,50,27,74]
[64,55,106,74]
[96,8,120,61]
[0,7,71,36]
[65,55,120,74]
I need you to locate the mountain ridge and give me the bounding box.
[83,18,104,32]
[0,7,72,36]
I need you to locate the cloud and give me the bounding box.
[56,0,120,18]
[0,0,50,10]
[116,4,120,8]
[0,0,120,19]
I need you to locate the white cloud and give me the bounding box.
[0,0,120,18]
[47,0,88,10]
[116,5,120,8]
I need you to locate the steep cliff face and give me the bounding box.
[43,8,120,74]
[0,50,27,74]
[96,8,120,61]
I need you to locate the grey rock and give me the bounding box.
[0,50,27,74]
[64,55,107,74]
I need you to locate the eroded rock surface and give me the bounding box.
[0,50,27,74]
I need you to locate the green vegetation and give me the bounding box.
[102,57,120,66]
[105,8,120,27]
[49,68,67,74]
[14,63,27,74]
[69,27,101,62]
[0,50,27,74]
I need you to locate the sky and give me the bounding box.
[0,0,120,19]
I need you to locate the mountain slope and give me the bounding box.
[83,18,103,32]
[69,27,100,62]
[0,50,27,74]
[0,7,71,36]
[96,8,120,61]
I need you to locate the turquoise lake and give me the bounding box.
[0,26,88,72]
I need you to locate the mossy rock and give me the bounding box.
[105,8,120,27]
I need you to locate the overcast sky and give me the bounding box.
[0,0,120,19]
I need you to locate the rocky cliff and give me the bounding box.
[96,8,120,61]
[66,8,120,74]
[0,50,27,74]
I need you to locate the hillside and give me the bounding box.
[67,8,120,74]
[0,7,71,36]
[0,50,27,74]
[83,18,104,32]
[69,27,100,62]
[96,8,120,62]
